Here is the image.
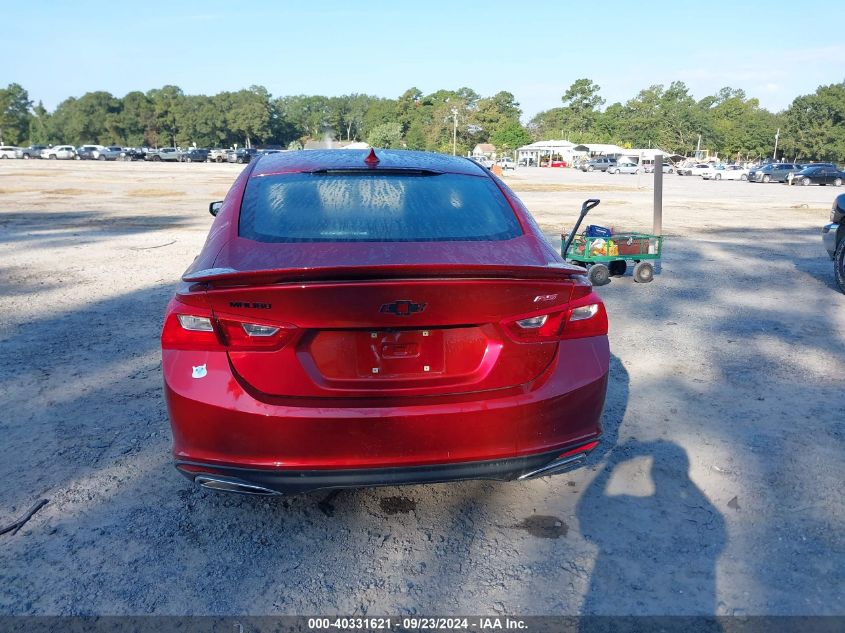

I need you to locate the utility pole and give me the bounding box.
[773,128,780,160]
[451,108,458,156]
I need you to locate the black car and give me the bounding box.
[822,193,845,292]
[791,165,843,187]
[227,147,257,164]
[122,148,147,161]
[180,148,209,163]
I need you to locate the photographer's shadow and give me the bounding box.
[577,440,726,616]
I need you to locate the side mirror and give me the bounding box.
[209,201,223,217]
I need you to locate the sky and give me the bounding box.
[3,1,843,120]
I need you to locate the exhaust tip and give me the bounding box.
[194,475,279,496]
[518,453,588,480]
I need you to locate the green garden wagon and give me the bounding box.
[561,199,663,286]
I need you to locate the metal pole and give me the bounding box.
[451,108,458,156]
[773,128,779,160]
[653,153,663,236]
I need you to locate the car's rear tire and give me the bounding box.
[609,260,627,277]
[633,261,654,283]
[835,236,845,294]
[587,263,610,286]
[835,178,842,187]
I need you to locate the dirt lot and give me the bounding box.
[0,160,843,615]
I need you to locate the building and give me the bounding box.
[571,144,628,159]
[471,143,496,158]
[516,140,577,166]
[619,148,681,168]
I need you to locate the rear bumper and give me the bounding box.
[163,336,609,488]
[176,440,600,495]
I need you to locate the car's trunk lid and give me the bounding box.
[195,260,584,399]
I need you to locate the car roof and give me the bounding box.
[251,149,487,177]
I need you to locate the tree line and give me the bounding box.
[1,79,843,161]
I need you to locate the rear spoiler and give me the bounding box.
[183,263,585,287]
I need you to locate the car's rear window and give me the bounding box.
[239,171,523,242]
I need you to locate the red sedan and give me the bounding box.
[161,149,609,495]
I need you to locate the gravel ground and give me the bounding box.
[0,160,843,615]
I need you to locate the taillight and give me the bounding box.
[215,318,295,351]
[559,297,608,340]
[176,315,214,331]
[570,304,598,322]
[505,311,567,341]
[162,303,223,351]
[502,293,607,342]
[161,299,296,351]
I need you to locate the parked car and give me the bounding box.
[496,157,516,170]
[608,161,639,174]
[92,145,122,161]
[470,155,493,168]
[702,164,749,181]
[208,148,228,163]
[676,163,711,176]
[823,193,845,292]
[15,145,46,159]
[581,157,616,172]
[791,165,843,187]
[74,145,104,160]
[0,145,19,159]
[180,148,209,163]
[121,147,147,161]
[748,163,802,183]
[799,162,837,170]
[227,147,257,164]
[75,144,121,160]
[644,162,674,174]
[40,145,76,160]
[162,149,609,496]
[147,147,181,162]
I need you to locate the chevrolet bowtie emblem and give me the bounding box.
[380,300,427,316]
